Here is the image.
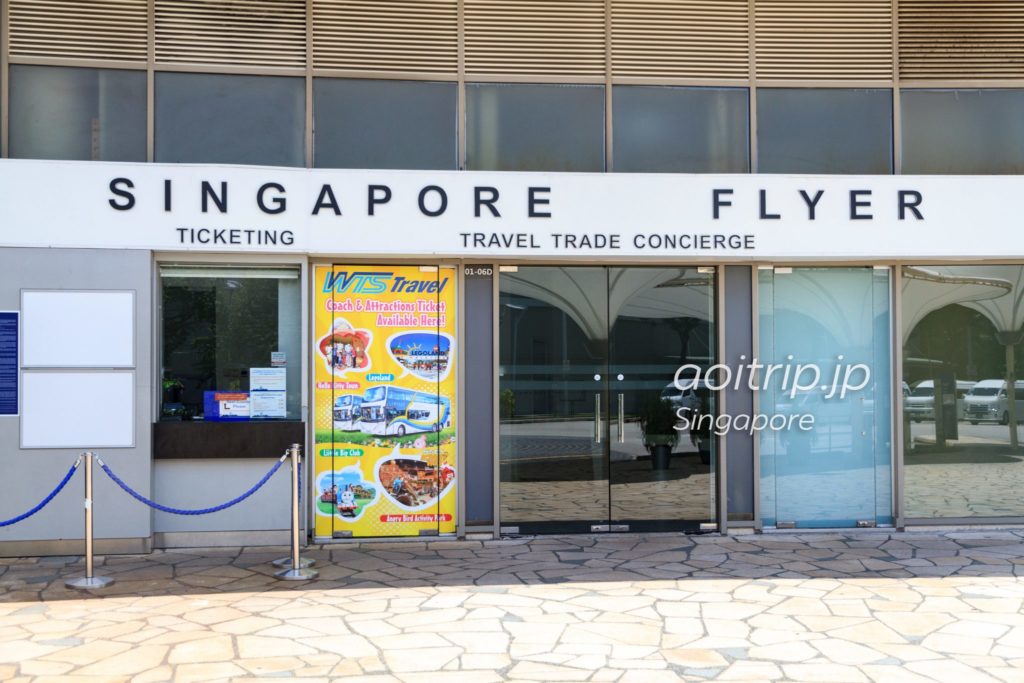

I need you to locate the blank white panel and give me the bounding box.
[22,291,134,367]
[22,372,135,448]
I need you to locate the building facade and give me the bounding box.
[1,0,1023,553]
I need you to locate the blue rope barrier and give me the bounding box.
[0,458,80,527]
[97,454,287,516]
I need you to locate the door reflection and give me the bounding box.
[498,266,716,533]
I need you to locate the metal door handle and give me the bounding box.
[618,393,625,443]
[595,393,602,443]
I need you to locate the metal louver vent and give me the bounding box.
[899,0,1024,79]
[9,0,148,62]
[755,0,894,80]
[465,0,606,77]
[313,0,458,74]
[611,0,749,80]
[155,0,307,68]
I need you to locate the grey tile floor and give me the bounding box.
[1,530,1024,681]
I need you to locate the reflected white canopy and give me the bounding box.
[902,266,1012,345]
[501,267,713,341]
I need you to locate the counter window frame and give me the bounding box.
[151,253,309,461]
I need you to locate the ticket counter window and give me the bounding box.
[159,266,301,422]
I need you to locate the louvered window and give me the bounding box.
[754,1,894,81]
[154,0,307,69]
[611,0,749,80]
[312,0,458,74]
[9,0,148,62]
[898,1,1024,79]
[464,0,606,77]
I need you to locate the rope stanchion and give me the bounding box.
[67,453,113,590]
[273,448,314,571]
[275,444,317,581]
[0,457,80,528]
[97,454,286,515]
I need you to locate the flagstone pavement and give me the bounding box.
[2,530,1024,682]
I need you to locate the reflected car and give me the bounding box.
[906,380,935,422]
[660,380,709,415]
[965,379,1024,425]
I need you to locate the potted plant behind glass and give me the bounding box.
[639,398,679,471]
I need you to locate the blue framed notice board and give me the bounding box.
[0,312,18,416]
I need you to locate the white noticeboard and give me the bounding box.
[21,291,134,368]
[21,371,135,448]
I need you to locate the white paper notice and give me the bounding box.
[250,367,287,392]
[251,391,286,418]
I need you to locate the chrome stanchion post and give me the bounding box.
[272,443,315,570]
[66,452,114,590]
[275,444,317,580]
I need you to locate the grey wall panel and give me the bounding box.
[464,273,494,525]
[0,247,152,542]
[724,265,755,519]
[152,459,290,532]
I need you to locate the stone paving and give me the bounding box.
[2,530,1024,681]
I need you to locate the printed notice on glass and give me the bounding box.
[0,312,18,416]
[251,391,287,419]
[250,367,286,392]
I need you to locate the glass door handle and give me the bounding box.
[595,393,602,443]
[618,393,625,443]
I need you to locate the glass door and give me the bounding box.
[608,268,717,532]
[499,266,718,534]
[498,267,609,534]
[758,266,892,528]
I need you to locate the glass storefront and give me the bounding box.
[157,259,1024,536]
[902,265,1024,519]
[498,266,717,533]
[759,267,892,528]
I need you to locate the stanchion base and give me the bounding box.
[272,556,315,569]
[275,567,318,581]
[65,576,114,590]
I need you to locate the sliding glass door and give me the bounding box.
[499,266,716,534]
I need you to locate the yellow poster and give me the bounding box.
[312,265,457,538]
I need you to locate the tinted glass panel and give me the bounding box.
[902,265,1024,518]
[161,266,302,421]
[902,89,1024,174]
[759,267,892,528]
[10,65,145,161]
[613,86,749,172]
[314,78,457,169]
[466,83,605,172]
[156,72,304,166]
[757,88,893,174]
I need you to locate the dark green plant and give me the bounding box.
[500,389,516,419]
[638,398,679,449]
